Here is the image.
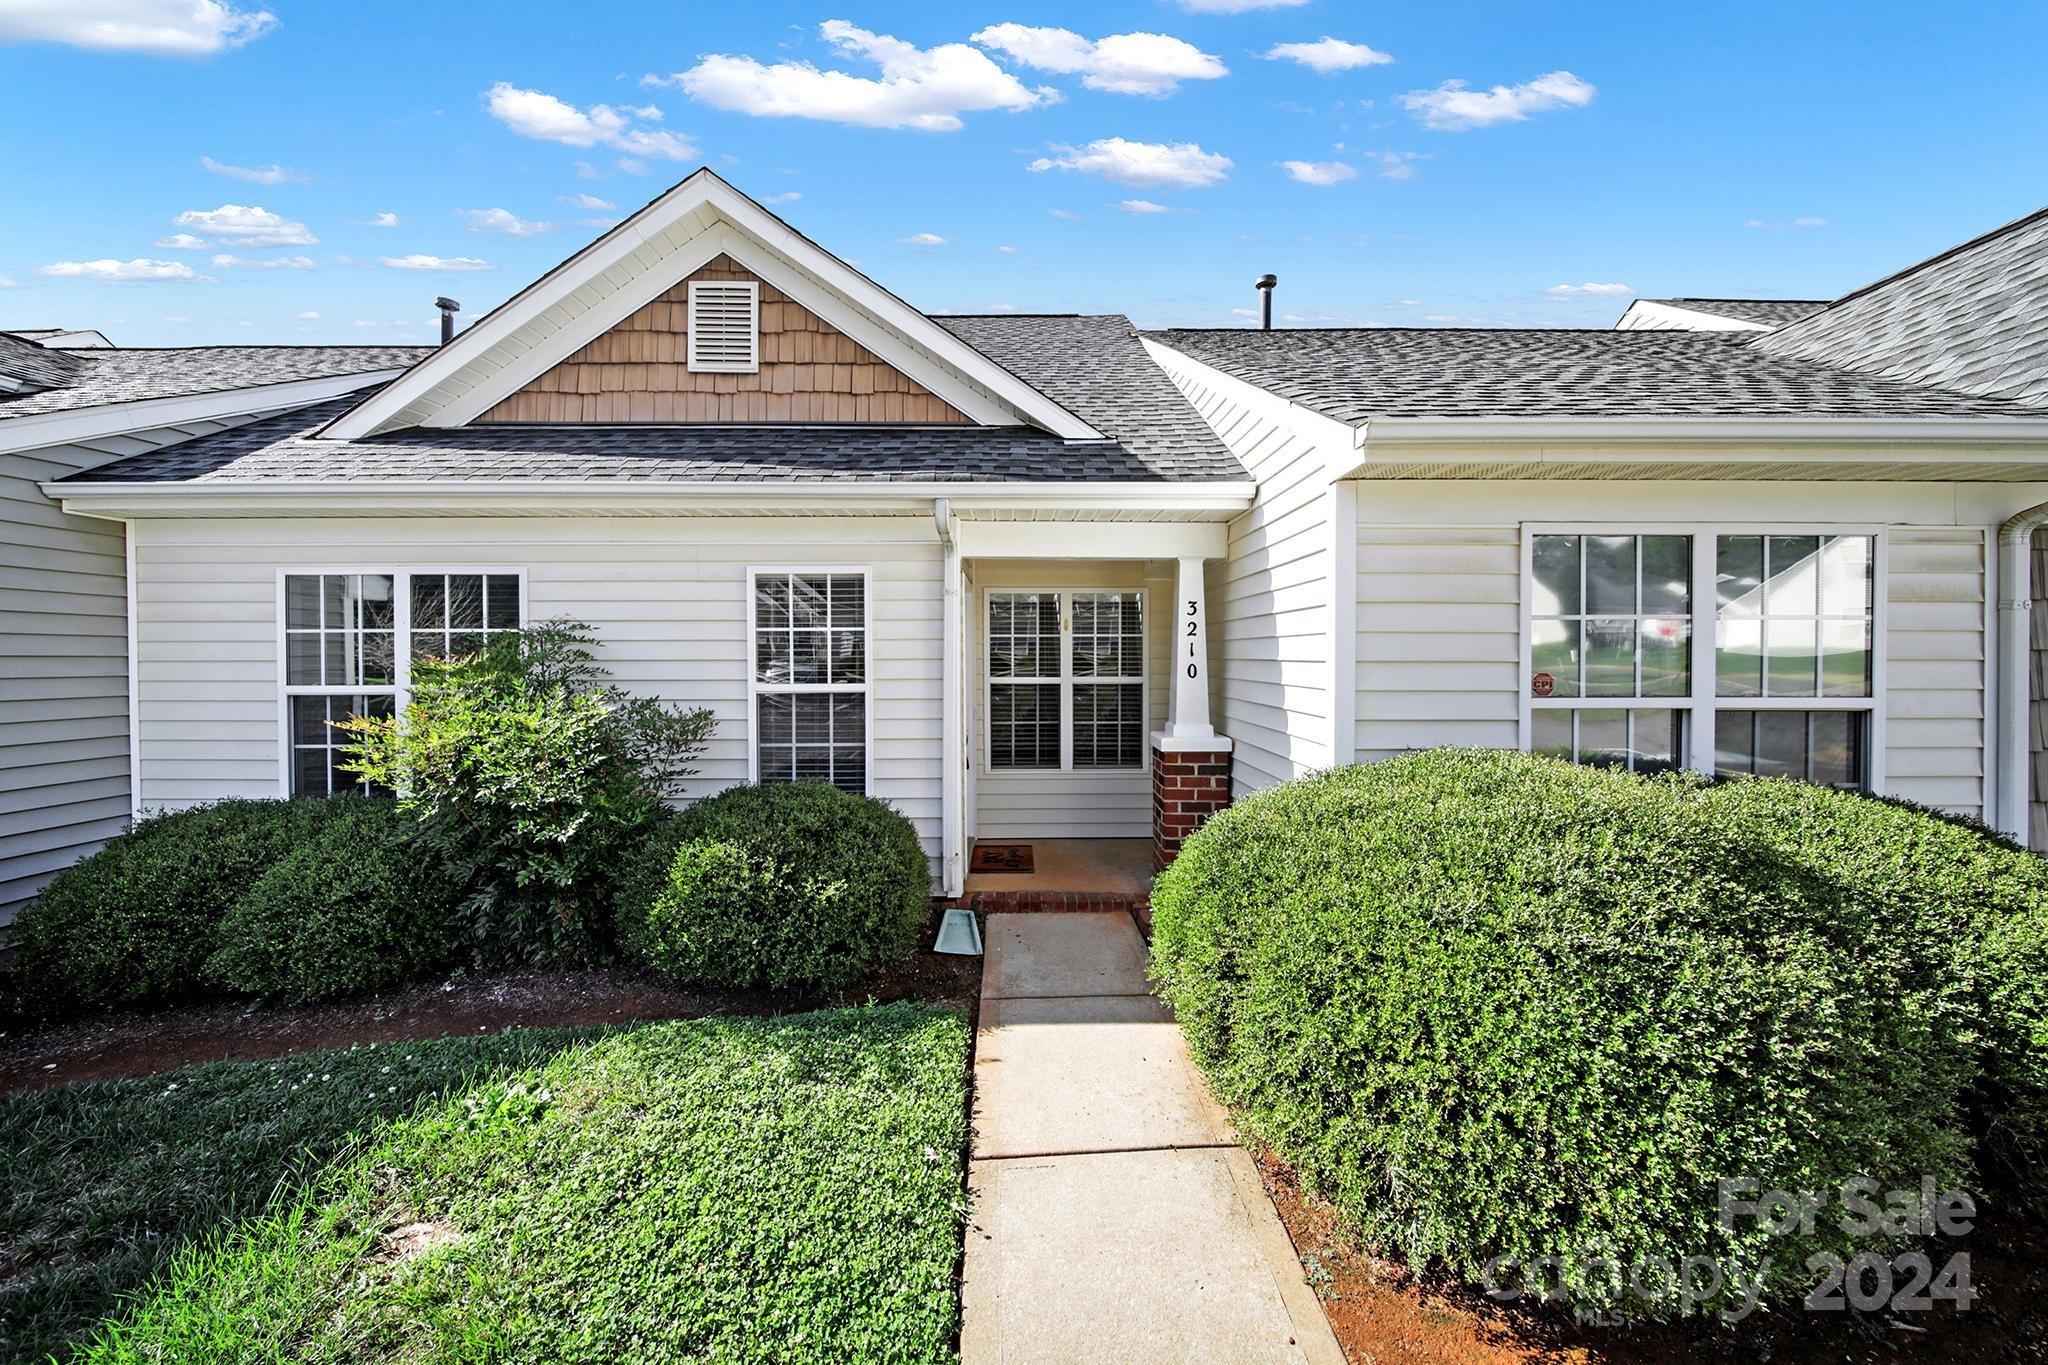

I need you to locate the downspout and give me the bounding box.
[1996,499,2048,844]
[935,499,964,897]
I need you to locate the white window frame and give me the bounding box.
[745,566,874,796]
[982,586,1149,774]
[1517,524,1887,790]
[686,279,760,374]
[275,566,528,795]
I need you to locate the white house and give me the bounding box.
[10,173,2048,916]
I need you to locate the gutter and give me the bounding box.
[1357,415,2048,448]
[1996,500,2048,843]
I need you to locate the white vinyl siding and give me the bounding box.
[969,560,1167,839]
[1885,527,1987,816]
[0,411,292,923]
[131,516,944,875]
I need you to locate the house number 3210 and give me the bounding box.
[1185,600,1200,678]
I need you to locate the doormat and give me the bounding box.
[970,843,1035,874]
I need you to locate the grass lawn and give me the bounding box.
[0,1003,970,1363]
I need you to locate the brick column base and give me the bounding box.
[1152,744,1233,872]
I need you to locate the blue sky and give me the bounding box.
[3,0,2045,346]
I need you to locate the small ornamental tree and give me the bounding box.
[340,620,714,965]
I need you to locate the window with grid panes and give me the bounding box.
[987,591,1062,769]
[752,571,868,794]
[282,571,523,796]
[987,590,1145,771]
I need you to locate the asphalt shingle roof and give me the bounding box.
[0,332,91,391]
[64,316,1249,486]
[1143,327,2047,423]
[935,314,1241,478]
[64,393,1230,484]
[0,345,430,419]
[1645,298,1831,327]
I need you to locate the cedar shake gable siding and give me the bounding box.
[478,255,970,424]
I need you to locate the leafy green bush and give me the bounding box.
[1687,776,2048,1214]
[616,783,930,992]
[203,798,459,1005]
[1149,750,2011,1318]
[7,799,327,1017]
[341,621,714,967]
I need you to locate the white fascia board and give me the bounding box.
[47,478,1256,520]
[1616,300,1774,332]
[1361,414,2048,448]
[0,369,407,456]
[954,520,1227,559]
[326,171,1102,442]
[1140,337,1363,480]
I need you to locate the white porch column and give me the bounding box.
[1156,555,1230,751]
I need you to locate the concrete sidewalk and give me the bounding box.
[961,912,1343,1365]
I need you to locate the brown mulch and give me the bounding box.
[0,933,981,1097]
[1255,1151,2048,1365]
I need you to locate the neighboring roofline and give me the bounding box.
[324,168,1103,442]
[44,478,1257,520]
[0,368,409,456]
[1616,300,1774,332]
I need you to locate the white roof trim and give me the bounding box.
[1614,300,1774,333]
[0,369,406,456]
[1361,415,2048,447]
[47,478,1254,520]
[324,169,1102,442]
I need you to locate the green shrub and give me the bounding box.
[340,621,714,966]
[7,799,327,1017]
[204,798,459,1005]
[1149,750,2000,1318]
[1687,776,2048,1214]
[616,783,930,992]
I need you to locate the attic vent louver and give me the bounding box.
[687,279,760,374]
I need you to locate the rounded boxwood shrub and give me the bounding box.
[7,798,328,1017]
[616,783,930,992]
[1149,750,2008,1318]
[204,797,460,1005]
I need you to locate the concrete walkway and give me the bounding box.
[961,912,1343,1365]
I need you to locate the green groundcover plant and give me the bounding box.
[617,782,932,993]
[1149,748,2048,1318]
[341,620,715,967]
[0,1005,969,1364]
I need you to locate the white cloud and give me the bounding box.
[1263,38,1393,74]
[297,310,319,320]
[153,232,210,250]
[172,203,316,246]
[1364,151,1421,181]
[1029,137,1231,189]
[995,244,1020,253]
[1280,159,1356,186]
[1115,198,1177,214]
[483,83,695,159]
[0,277,16,288]
[363,211,400,227]
[660,20,1053,132]
[557,193,614,211]
[458,207,552,237]
[210,252,315,269]
[1545,282,1634,298]
[1049,208,1081,220]
[1401,70,1595,131]
[1746,216,1829,230]
[1173,0,1306,11]
[37,258,210,282]
[0,0,275,55]
[970,24,1225,98]
[897,232,948,246]
[760,191,802,205]
[573,160,602,179]
[379,254,491,271]
[200,155,302,184]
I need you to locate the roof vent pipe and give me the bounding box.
[1256,274,1277,330]
[435,297,460,346]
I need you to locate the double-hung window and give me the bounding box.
[281,570,523,796]
[987,590,1146,771]
[1525,529,1877,790]
[751,570,869,794]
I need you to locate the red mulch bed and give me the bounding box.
[0,940,980,1097]
[1255,1151,2048,1365]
